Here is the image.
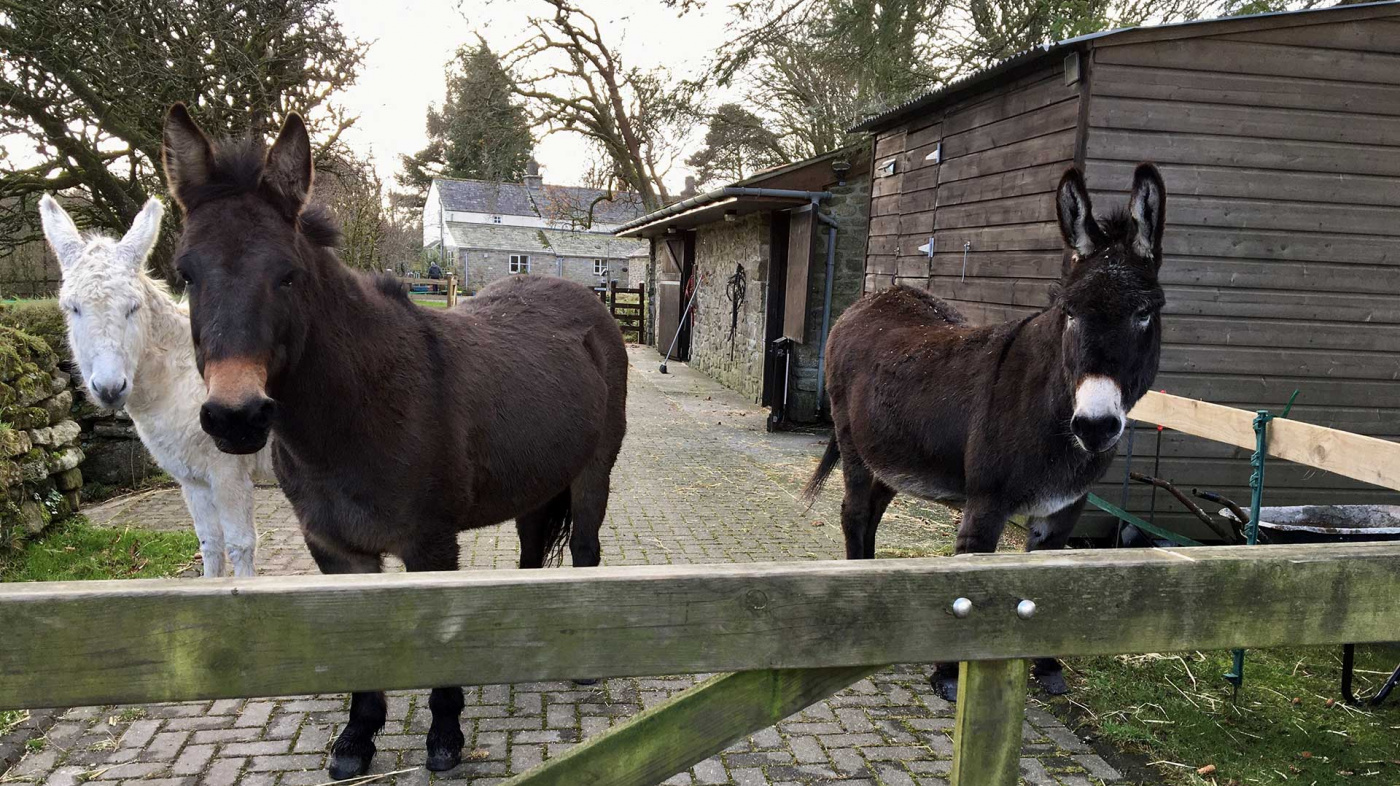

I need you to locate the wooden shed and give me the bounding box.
[851,1,1400,540]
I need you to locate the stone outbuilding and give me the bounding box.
[616,146,871,426]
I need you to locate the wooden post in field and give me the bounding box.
[446,275,458,307]
[950,659,1029,786]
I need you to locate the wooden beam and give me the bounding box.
[1128,390,1400,492]
[505,666,877,786]
[950,659,1029,786]
[0,542,1396,710]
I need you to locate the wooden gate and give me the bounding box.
[2,394,1399,786]
[598,280,646,343]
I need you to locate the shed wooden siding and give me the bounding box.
[863,59,1081,329]
[1080,17,1400,536]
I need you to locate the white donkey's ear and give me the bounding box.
[39,195,85,269]
[118,198,165,270]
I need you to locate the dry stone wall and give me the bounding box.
[0,325,84,545]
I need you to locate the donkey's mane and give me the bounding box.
[1094,208,1135,247]
[371,273,413,305]
[180,136,342,248]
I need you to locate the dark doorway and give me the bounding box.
[762,212,792,412]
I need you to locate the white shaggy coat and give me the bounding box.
[39,195,273,577]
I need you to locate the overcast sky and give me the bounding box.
[330,0,733,193]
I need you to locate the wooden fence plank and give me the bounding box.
[0,543,1397,711]
[950,659,1029,786]
[505,666,877,786]
[1128,390,1400,491]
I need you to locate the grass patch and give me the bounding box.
[411,297,450,309]
[0,516,198,581]
[0,709,26,736]
[1065,646,1400,785]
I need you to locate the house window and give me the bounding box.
[492,215,502,224]
[510,254,530,274]
[594,259,608,277]
[443,249,454,266]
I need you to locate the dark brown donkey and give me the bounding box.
[161,105,628,779]
[805,164,1167,701]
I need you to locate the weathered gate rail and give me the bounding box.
[2,542,1397,785]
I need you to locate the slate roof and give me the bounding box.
[435,178,646,226]
[446,223,645,259]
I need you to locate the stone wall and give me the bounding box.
[788,177,871,422]
[0,301,161,508]
[0,325,84,546]
[461,250,633,292]
[687,214,772,403]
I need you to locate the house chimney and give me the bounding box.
[524,157,544,191]
[681,175,697,199]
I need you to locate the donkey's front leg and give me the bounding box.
[933,499,1012,702]
[180,481,225,577]
[1023,498,1085,696]
[402,534,467,772]
[214,471,258,577]
[307,539,387,780]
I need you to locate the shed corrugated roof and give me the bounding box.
[851,0,1400,133]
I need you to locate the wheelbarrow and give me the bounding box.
[1213,503,1400,706]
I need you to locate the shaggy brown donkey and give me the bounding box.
[161,105,628,779]
[805,164,1167,701]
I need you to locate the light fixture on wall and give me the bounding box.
[831,159,851,185]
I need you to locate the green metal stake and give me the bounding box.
[1225,410,1272,693]
[1223,391,1296,695]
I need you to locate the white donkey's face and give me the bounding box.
[39,195,164,410]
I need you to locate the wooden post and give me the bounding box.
[446,275,458,307]
[950,659,1028,786]
[506,666,877,786]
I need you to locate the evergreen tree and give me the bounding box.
[400,41,534,198]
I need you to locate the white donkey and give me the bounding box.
[40,195,273,577]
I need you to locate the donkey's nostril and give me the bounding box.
[247,397,276,431]
[1071,414,1124,452]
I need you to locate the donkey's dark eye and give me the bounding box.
[178,268,194,284]
[126,303,140,318]
[280,271,297,289]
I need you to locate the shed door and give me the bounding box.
[783,205,816,342]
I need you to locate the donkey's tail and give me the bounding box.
[541,487,574,567]
[801,438,842,504]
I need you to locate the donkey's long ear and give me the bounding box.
[1129,162,1166,265]
[1056,166,1105,258]
[162,103,214,211]
[39,195,85,269]
[262,113,313,218]
[118,198,164,271]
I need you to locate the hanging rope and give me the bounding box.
[726,263,747,361]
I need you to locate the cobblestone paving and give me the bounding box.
[6,347,1135,786]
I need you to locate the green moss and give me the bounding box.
[13,369,51,406]
[1,405,48,430]
[0,516,199,581]
[0,299,68,359]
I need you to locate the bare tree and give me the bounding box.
[506,0,694,211]
[0,0,366,280]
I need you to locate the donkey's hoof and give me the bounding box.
[327,750,373,781]
[426,748,462,772]
[1034,670,1070,695]
[426,726,465,772]
[573,678,600,686]
[931,674,958,703]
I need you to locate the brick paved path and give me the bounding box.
[5,348,1133,786]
